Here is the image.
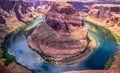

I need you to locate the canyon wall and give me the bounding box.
[89,4,120,26]
[0,0,43,45]
[0,0,41,73]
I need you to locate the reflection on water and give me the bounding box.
[6,18,120,73]
[8,33,43,70]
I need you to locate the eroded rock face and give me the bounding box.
[89,5,112,19]
[89,4,120,26]
[63,69,120,73]
[0,0,42,45]
[0,1,43,73]
[27,3,89,65]
[0,1,34,23]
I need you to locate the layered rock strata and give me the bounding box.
[0,0,42,45]
[88,4,120,37]
[89,4,120,27]
[0,0,42,73]
[27,3,92,65]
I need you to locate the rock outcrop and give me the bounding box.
[89,4,120,27]
[0,0,42,73]
[27,3,92,65]
[0,0,42,45]
[88,4,120,37]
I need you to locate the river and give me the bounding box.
[5,15,120,73]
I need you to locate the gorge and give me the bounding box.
[0,0,120,73]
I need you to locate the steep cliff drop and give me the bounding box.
[88,4,120,37]
[0,0,43,73]
[0,0,42,45]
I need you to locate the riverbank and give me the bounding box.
[0,13,44,73]
[105,52,120,69]
[84,16,120,70]
[84,16,120,45]
[0,26,32,73]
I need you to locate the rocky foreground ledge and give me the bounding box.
[0,0,43,45]
[27,3,95,65]
[63,69,120,73]
[0,0,43,73]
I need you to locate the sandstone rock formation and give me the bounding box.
[89,4,120,27]
[88,4,120,37]
[0,0,42,45]
[27,3,91,65]
[0,0,43,73]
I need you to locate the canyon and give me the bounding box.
[63,2,120,73]
[0,0,120,73]
[27,3,93,65]
[0,0,43,45]
[0,0,43,73]
[88,4,120,36]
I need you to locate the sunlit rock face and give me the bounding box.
[89,4,120,26]
[0,0,40,24]
[0,0,42,45]
[27,3,89,65]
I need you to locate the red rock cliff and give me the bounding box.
[89,4,120,26]
[0,0,42,45]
